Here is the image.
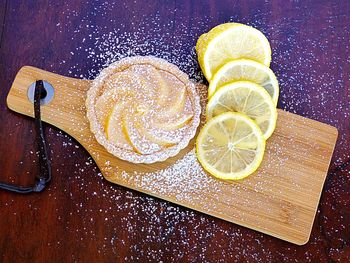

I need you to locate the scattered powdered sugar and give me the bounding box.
[57,8,205,83]
[126,150,223,201]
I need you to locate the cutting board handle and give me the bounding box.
[7,66,91,140]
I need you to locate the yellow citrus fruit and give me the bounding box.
[208,59,279,105]
[196,23,272,81]
[206,81,277,140]
[196,112,265,180]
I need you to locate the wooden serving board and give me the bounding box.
[6,66,338,245]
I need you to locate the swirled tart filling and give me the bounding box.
[86,56,201,163]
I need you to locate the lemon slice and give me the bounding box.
[196,23,271,81]
[206,81,277,139]
[196,112,265,180]
[208,59,279,105]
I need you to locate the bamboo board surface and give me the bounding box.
[6,66,338,245]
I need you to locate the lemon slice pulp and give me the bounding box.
[208,59,279,105]
[206,81,277,140]
[196,112,265,180]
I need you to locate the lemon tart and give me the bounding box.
[86,56,201,163]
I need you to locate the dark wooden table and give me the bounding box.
[0,0,349,262]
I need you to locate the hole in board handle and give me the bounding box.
[27,80,54,105]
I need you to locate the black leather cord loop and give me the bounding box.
[0,80,51,193]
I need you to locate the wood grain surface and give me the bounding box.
[1,0,350,262]
[6,65,338,245]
